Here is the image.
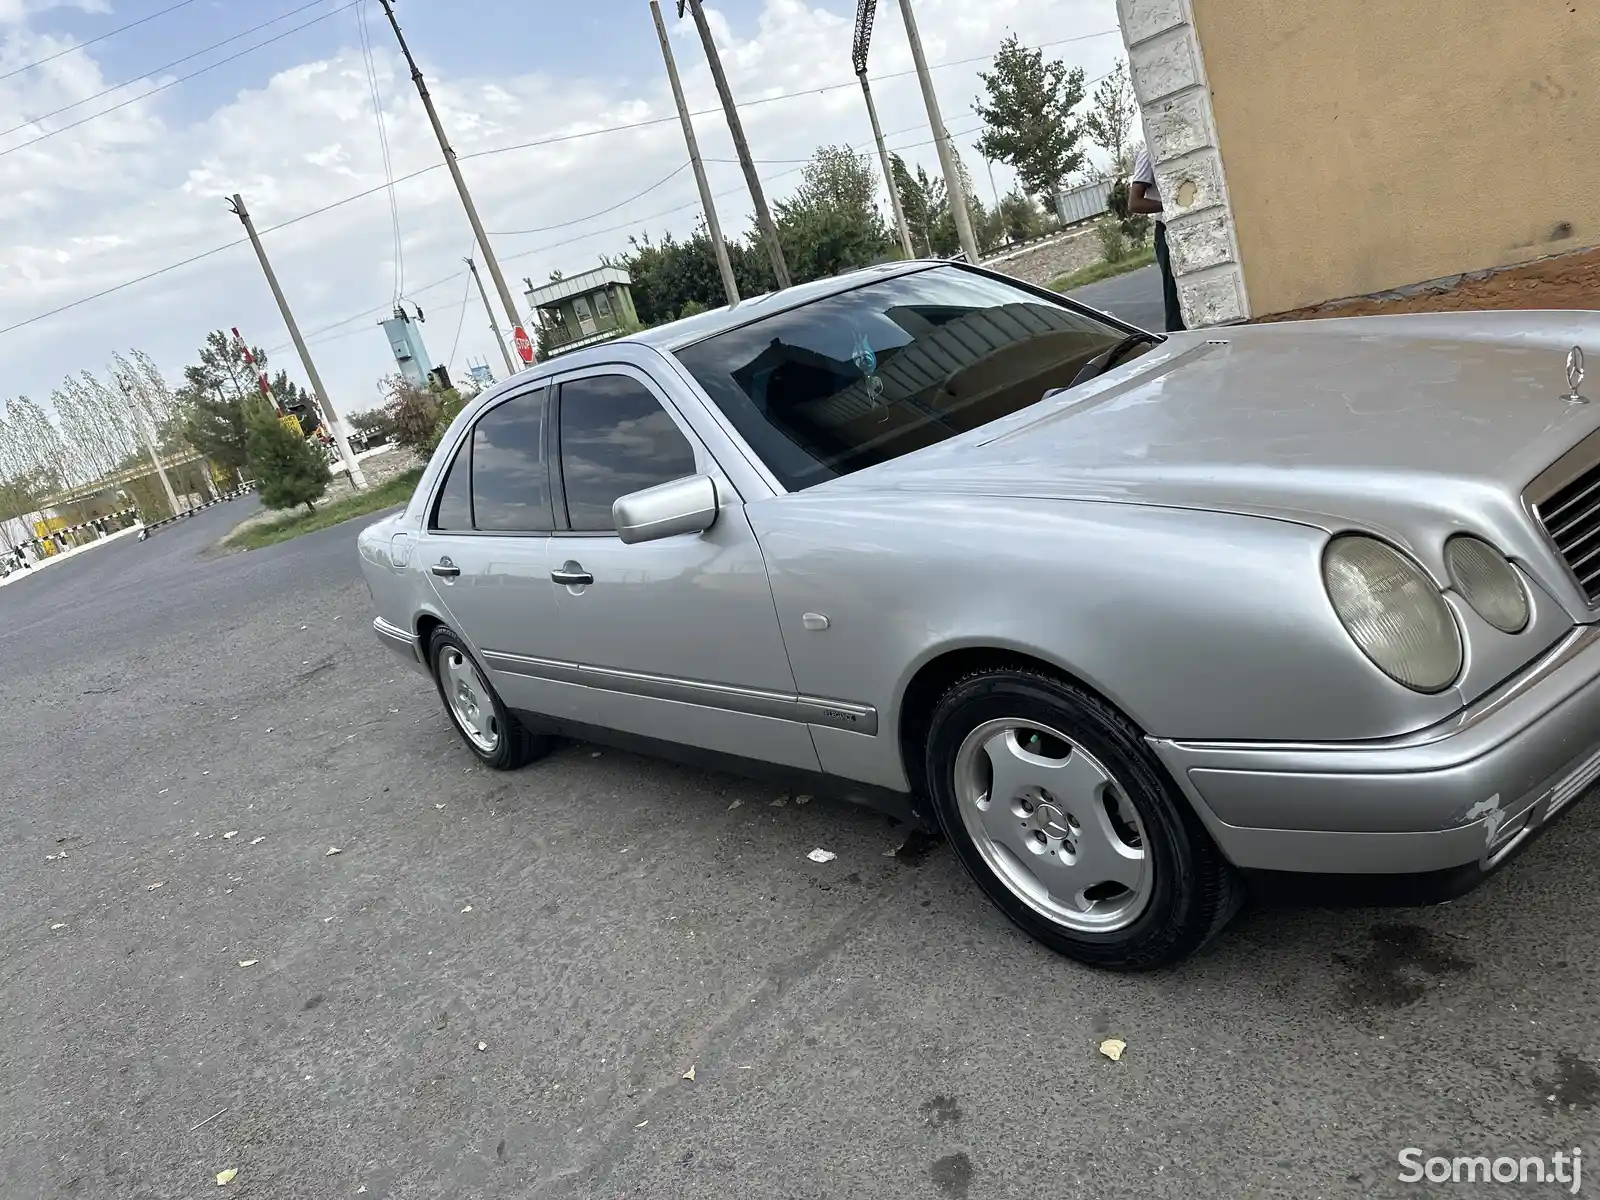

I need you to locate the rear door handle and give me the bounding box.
[551,562,593,586]
[430,561,460,578]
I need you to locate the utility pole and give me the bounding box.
[652,0,738,306]
[678,0,790,290]
[897,0,979,263]
[377,0,530,362]
[852,0,914,260]
[228,193,367,490]
[117,373,181,517]
[859,71,915,260]
[467,256,516,376]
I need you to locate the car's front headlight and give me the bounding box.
[1323,535,1463,692]
[1444,535,1529,634]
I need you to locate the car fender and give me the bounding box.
[749,491,1468,794]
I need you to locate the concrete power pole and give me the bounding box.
[852,0,915,260]
[467,257,516,376]
[678,0,790,291]
[117,374,181,517]
[897,0,979,264]
[377,0,530,365]
[651,0,739,307]
[227,194,368,491]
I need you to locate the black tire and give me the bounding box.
[427,627,551,770]
[924,667,1241,970]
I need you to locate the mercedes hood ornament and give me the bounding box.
[1564,345,1588,404]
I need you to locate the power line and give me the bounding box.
[355,0,403,302]
[1,0,338,142]
[1,33,1114,340]
[486,162,691,236]
[0,0,202,84]
[0,0,362,161]
[292,123,961,351]
[452,30,1120,169]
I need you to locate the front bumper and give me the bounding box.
[372,616,425,669]
[1152,626,1600,875]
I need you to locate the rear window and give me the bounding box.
[673,266,1135,492]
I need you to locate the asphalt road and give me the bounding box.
[1070,263,1166,333]
[3,500,1598,1199]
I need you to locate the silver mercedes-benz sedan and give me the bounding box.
[358,259,1600,969]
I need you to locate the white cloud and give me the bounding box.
[0,0,1121,418]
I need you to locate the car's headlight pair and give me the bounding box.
[1323,534,1528,692]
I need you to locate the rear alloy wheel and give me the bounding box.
[926,667,1241,970]
[427,627,549,770]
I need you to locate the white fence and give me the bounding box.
[1055,179,1113,227]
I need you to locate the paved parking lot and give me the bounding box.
[2,501,1597,1199]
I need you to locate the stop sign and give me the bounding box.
[512,326,534,364]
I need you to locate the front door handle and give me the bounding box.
[551,561,593,586]
[431,560,460,578]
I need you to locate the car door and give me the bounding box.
[416,384,577,721]
[542,364,821,772]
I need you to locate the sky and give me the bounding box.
[0,0,1124,421]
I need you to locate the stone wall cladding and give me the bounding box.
[1115,0,1250,324]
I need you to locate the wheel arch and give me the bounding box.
[895,642,1144,803]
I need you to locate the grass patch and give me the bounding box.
[1049,244,1156,293]
[226,467,423,551]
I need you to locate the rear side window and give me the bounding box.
[431,439,472,530]
[557,375,697,532]
[472,388,553,532]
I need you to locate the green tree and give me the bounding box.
[246,407,329,514]
[178,331,272,473]
[620,226,771,327]
[974,34,1088,201]
[774,145,894,280]
[890,154,942,255]
[1083,60,1137,180]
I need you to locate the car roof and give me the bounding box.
[627,258,942,353]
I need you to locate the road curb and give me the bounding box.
[138,484,258,539]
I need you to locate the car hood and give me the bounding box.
[835,309,1600,551]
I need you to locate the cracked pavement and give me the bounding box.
[1,499,1597,1198]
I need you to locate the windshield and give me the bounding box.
[673,266,1153,492]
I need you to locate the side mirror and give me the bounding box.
[613,474,719,545]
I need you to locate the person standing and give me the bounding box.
[1129,147,1186,332]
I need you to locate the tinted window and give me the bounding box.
[472,388,553,532]
[431,438,472,530]
[674,266,1145,491]
[558,375,698,532]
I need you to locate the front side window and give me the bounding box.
[472,388,553,532]
[673,266,1150,491]
[558,375,698,532]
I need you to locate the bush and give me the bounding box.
[1095,216,1130,264]
[246,408,330,515]
[388,379,467,458]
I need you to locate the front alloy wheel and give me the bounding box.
[926,667,1241,970]
[953,718,1154,933]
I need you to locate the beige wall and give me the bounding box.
[1188,0,1600,315]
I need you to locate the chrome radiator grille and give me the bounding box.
[1533,457,1600,602]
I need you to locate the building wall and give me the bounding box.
[1188,0,1599,316]
[1118,0,1250,326]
